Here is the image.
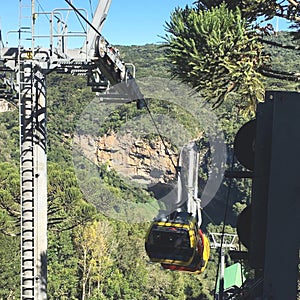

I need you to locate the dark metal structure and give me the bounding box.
[235,91,300,299]
[0,0,143,298]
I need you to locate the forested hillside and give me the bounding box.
[0,32,298,299]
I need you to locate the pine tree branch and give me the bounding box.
[259,66,300,81]
[50,218,93,232]
[283,0,300,21]
[275,12,300,22]
[287,0,300,9]
[0,228,17,237]
[259,38,300,50]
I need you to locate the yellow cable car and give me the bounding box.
[145,142,210,274]
[145,212,201,266]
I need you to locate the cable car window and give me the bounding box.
[150,227,190,248]
[146,225,194,262]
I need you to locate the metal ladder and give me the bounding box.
[19,61,36,300]
[19,1,36,299]
[19,63,36,300]
[18,0,35,51]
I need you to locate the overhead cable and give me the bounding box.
[65,0,101,36]
[144,99,178,172]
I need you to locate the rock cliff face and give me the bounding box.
[97,132,178,185]
[76,132,178,186]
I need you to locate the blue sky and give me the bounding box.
[0,0,195,46]
[102,0,195,45]
[0,0,291,47]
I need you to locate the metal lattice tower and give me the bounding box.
[0,0,142,298]
[19,63,47,300]
[18,1,47,299]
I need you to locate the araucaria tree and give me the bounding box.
[164,0,300,112]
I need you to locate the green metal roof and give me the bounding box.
[216,263,245,292]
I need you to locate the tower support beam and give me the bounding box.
[19,61,47,300]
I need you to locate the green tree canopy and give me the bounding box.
[164,4,266,112]
[195,0,282,22]
[0,162,20,236]
[196,0,300,27]
[48,163,97,231]
[163,1,300,112]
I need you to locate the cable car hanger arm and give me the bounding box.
[64,0,144,102]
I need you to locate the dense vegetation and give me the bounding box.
[163,0,300,113]
[0,31,298,299]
